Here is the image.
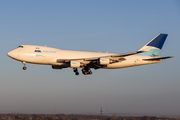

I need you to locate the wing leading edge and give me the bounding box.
[56,51,144,63]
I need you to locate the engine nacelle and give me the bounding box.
[70,61,80,68]
[98,58,110,65]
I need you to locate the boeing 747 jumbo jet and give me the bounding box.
[7,33,173,75]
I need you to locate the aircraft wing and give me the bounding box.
[56,51,144,68]
[57,51,143,62]
[109,51,144,57]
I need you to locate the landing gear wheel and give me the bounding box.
[82,68,92,75]
[23,66,27,70]
[73,69,78,72]
[75,72,79,75]
[73,68,79,75]
[22,62,27,70]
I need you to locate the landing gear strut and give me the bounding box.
[23,62,27,70]
[82,67,92,75]
[73,68,79,75]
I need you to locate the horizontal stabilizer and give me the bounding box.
[143,56,174,61]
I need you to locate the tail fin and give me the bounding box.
[138,33,168,56]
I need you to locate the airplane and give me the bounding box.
[7,33,173,75]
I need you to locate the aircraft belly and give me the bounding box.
[106,60,134,69]
[106,59,161,69]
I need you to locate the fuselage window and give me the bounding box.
[18,46,23,48]
[34,50,41,52]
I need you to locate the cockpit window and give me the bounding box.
[34,50,41,52]
[18,46,23,48]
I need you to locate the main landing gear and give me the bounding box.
[22,62,27,70]
[73,68,79,75]
[73,68,93,75]
[82,67,92,75]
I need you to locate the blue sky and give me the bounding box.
[0,0,180,115]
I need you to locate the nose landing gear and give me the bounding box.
[22,62,27,70]
[73,68,79,75]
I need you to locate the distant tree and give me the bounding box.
[109,115,117,120]
[125,117,134,120]
[39,116,46,120]
[32,118,38,120]
[57,117,63,120]
[71,118,78,120]
[46,117,53,120]
[15,115,20,120]
[141,116,151,120]
[32,114,37,118]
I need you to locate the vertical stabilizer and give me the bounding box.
[138,33,168,56]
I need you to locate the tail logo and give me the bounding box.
[138,34,168,56]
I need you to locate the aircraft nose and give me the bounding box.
[7,49,18,59]
[7,51,12,57]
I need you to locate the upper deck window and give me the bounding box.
[18,46,23,48]
[34,50,41,52]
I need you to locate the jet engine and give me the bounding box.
[98,58,110,65]
[70,61,80,68]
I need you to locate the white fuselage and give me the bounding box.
[7,45,161,69]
